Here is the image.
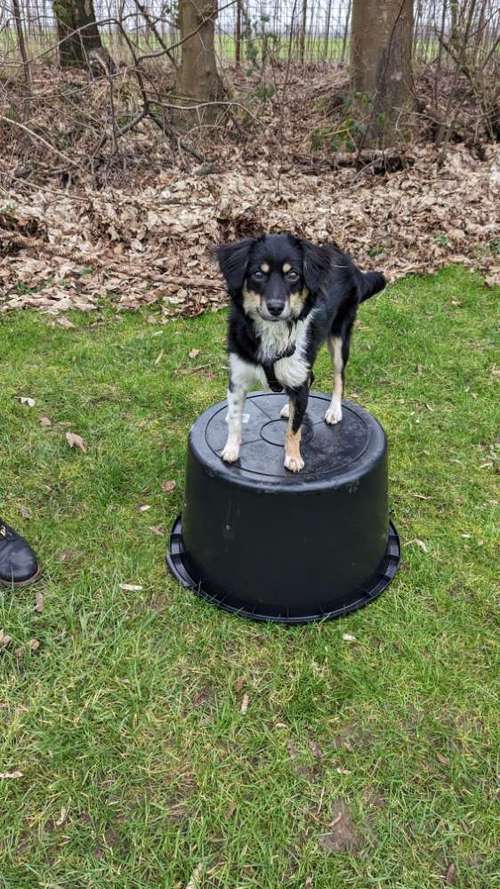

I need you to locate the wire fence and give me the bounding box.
[0,0,497,68]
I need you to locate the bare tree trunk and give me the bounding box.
[53,0,109,69]
[340,0,351,64]
[323,0,332,61]
[12,0,32,107]
[299,0,307,63]
[173,0,224,127]
[235,0,242,66]
[450,0,460,51]
[351,0,414,148]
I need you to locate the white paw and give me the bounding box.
[221,442,240,463]
[325,404,342,425]
[280,402,290,419]
[284,453,305,473]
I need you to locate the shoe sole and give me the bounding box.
[0,566,42,589]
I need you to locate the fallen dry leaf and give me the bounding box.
[309,740,323,758]
[185,863,203,889]
[119,583,143,592]
[29,639,40,652]
[35,591,44,613]
[65,431,87,453]
[0,630,12,651]
[342,633,356,642]
[161,480,176,493]
[188,348,200,359]
[319,800,364,855]
[55,807,68,827]
[19,505,32,519]
[240,693,250,714]
[57,549,81,562]
[55,316,76,329]
[225,801,236,819]
[39,416,52,427]
[406,537,428,553]
[444,863,457,885]
[148,525,165,536]
[0,770,23,779]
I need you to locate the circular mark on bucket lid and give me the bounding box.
[260,418,314,447]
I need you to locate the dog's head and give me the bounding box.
[215,233,331,322]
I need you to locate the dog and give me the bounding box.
[215,233,385,472]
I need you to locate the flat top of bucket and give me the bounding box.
[190,392,386,488]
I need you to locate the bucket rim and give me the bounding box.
[166,516,401,625]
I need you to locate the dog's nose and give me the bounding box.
[267,303,283,317]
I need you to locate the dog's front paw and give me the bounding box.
[280,402,290,420]
[221,442,240,463]
[325,403,342,425]
[284,453,305,473]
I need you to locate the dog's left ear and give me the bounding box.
[214,238,254,292]
[300,240,331,294]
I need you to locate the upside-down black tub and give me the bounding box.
[166,391,400,624]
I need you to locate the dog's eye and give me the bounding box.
[286,269,299,282]
[252,270,265,281]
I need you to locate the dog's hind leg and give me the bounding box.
[325,335,344,425]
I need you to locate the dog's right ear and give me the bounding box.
[214,239,254,292]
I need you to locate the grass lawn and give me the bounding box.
[0,266,497,888]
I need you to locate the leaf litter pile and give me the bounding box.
[1,66,498,316]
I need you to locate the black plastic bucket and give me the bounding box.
[167,392,400,624]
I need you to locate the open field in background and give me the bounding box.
[0,266,497,888]
[0,30,349,64]
[0,30,457,66]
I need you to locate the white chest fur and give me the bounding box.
[254,317,297,363]
[253,314,314,389]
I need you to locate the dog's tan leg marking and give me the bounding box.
[280,400,290,419]
[284,402,304,472]
[325,336,343,425]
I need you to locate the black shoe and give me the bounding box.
[0,520,40,587]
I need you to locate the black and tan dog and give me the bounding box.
[215,233,385,472]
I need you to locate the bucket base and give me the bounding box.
[166,516,400,625]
